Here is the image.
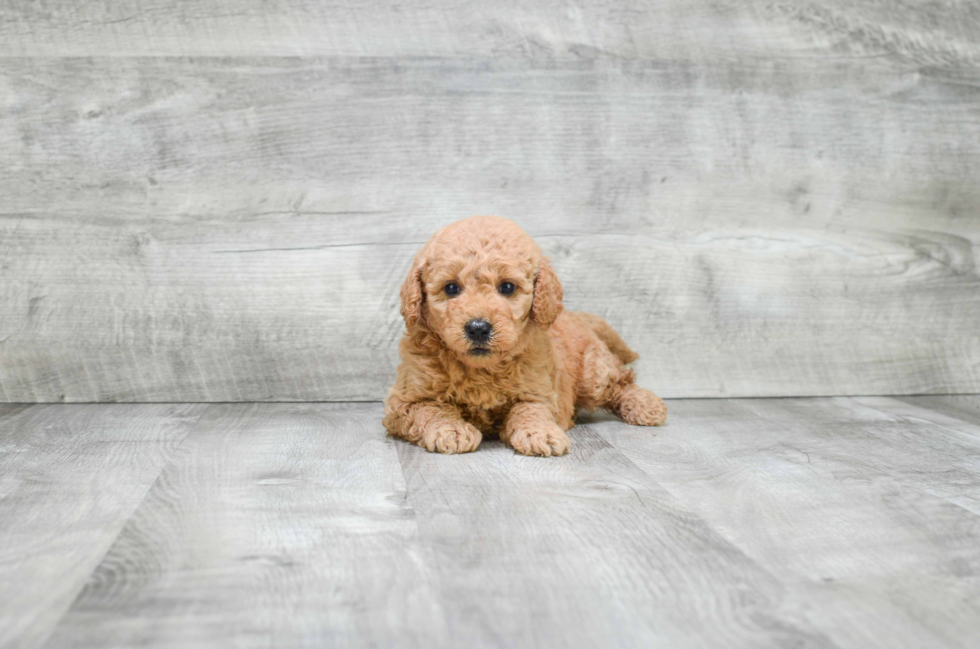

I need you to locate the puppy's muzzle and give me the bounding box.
[464,319,492,345]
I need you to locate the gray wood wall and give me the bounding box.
[1,1,979,402]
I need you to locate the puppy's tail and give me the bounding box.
[577,312,639,364]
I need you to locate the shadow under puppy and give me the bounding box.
[384,216,666,456]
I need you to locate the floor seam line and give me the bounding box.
[31,403,212,648]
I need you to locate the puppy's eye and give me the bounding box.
[498,282,516,296]
[444,282,461,296]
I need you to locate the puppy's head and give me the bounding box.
[400,216,563,367]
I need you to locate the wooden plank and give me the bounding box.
[832,397,980,513]
[591,398,980,648]
[1,56,979,401]
[45,403,449,648]
[0,403,206,649]
[862,395,980,445]
[6,398,980,646]
[2,0,977,59]
[395,425,835,648]
[900,395,980,427]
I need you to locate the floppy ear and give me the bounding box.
[531,257,564,326]
[399,257,426,328]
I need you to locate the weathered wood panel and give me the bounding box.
[1,0,979,60]
[0,403,206,649]
[2,399,979,646]
[2,1,980,402]
[398,412,836,648]
[2,55,979,401]
[591,397,980,648]
[901,394,980,426]
[45,403,448,649]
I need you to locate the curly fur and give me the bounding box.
[383,216,666,456]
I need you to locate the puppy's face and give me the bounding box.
[422,255,535,366]
[400,216,563,368]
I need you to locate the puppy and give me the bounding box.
[383,216,666,456]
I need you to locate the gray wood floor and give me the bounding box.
[2,397,979,648]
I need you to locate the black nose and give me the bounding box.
[464,319,492,344]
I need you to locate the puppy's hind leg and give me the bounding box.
[611,383,667,426]
[580,341,667,427]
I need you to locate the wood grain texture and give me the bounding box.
[45,403,448,649]
[901,394,980,426]
[1,0,979,60]
[396,425,834,648]
[0,403,206,649]
[2,50,979,401]
[591,397,980,648]
[3,399,980,647]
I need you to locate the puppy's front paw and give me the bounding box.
[419,420,482,454]
[616,385,667,426]
[508,423,571,457]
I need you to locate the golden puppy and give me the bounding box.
[383,216,666,456]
